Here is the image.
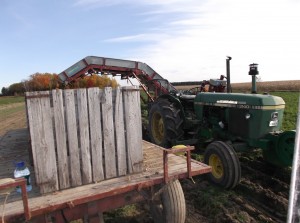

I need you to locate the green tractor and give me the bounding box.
[148,58,295,189]
[57,56,296,189]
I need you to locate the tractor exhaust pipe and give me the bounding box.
[249,63,259,94]
[226,56,232,93]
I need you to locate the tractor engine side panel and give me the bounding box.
[228,108,249,138]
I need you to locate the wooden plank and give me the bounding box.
[64,89,82,187]
[114,88,127,176]
[52,89,70,189]
[77,88,92,184]
[25,91,58,194]
[123,86,143,173]
[25,92,41,185]
[87,88,104,182]
[102,87,117,179]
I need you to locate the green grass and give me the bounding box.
[0,96,24,105]
[270,92,299,130]
[104,205,143,223]
[0,104,25,117]
[0,96,26,122]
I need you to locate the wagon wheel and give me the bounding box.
[148,99,184,148]
[204,141,241,189]
[150,180,186,223]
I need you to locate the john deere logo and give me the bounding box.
[271,112,278,120]
[269,112,279,127]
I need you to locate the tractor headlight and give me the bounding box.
[245,113,251,120]
[269,112,279,127]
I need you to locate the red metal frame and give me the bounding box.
[0,178,30,221]
[131,72,154,102]
[64,63,170,101]
[162,146,194,183]
[30,191,145,223]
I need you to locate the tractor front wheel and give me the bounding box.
[204,141,241,189]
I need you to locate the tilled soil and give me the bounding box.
[0,102,291,222]
[182,153,291,223]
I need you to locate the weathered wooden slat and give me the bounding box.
[88,88,104,182]
[102,87,117,179]
[64,89,82,187]
[25,92,41,185]
[87,88,104,182]
[114,88,127,176]
[77,89,92,184]
[123,86,143,173]
[52,89,70,189]
[25,91,58,194]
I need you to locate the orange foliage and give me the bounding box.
[71,75,119,89]
[24,73,119,91]
[25,73,60,91]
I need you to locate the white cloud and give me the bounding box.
[73,0,123,7]
[104,33,170,43]
[133,0,300,83]
[76,0,300,83]
[74,0,206,11]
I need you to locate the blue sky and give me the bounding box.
[1,0,300,90]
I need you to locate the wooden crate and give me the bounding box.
[25,86,143,194]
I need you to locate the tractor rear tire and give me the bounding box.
[204,141,241,189]
[150,180,186,223]
[148,99,184,148]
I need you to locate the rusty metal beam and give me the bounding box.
[186,149,192,179]
[25,94,50,99]
[162,146,196,184]
[131,72,154,102]
[0,178,30,221]
[28,191,144,223]
[163,151,169,183]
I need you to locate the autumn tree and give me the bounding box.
[8,83,25,95]
[1,87,9,96]
[24,73,60,91]
[71,75,119,89]
[3,73,119,94]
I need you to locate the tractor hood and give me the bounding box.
[194,92,286,140]
[194,93,285,109]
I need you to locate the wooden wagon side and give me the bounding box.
[25,86,143,194]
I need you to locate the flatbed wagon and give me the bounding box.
[0,128,211,222]
[0,87,211,222]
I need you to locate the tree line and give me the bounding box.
[1,73,119,96]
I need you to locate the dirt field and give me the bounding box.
[0,100,292,222]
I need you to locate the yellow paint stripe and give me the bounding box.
[260,105,285,110]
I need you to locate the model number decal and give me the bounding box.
[195,102,283,110]
[237,104,250,109]
[216,100,247,104]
